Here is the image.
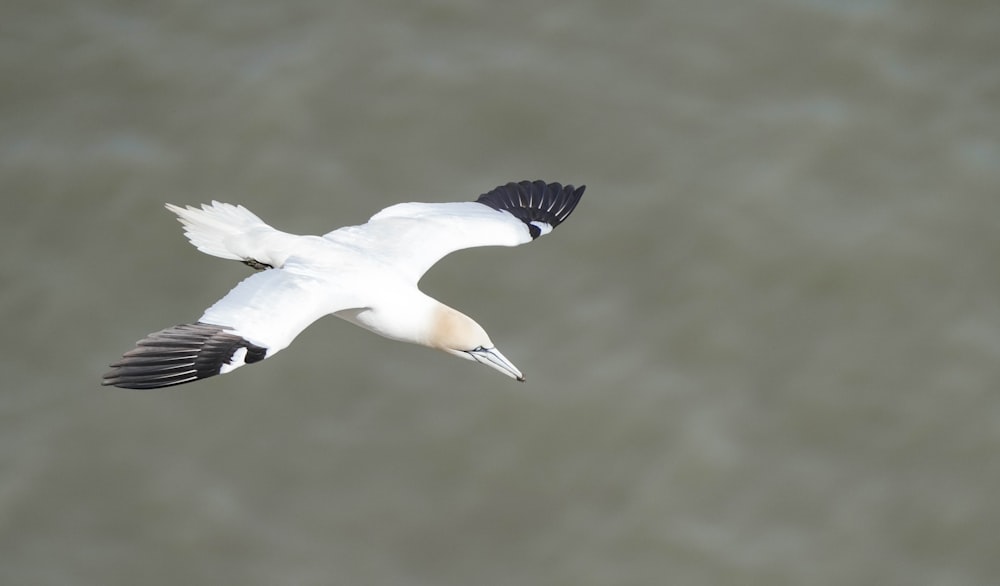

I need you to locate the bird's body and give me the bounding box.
[103,180,584,389]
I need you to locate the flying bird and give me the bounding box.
[103,180,584,389]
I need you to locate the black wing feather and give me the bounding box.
[476,180,585,239]
[102,322,266,389]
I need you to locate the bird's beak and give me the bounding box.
[466,346,525,382]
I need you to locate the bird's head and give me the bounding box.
[429,305,525,382]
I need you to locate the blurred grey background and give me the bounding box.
[2,1,999,584]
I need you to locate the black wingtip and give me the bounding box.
[102,322,266,389]
[476,180,585,239]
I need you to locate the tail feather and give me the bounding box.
[165,201,266,261]
[165,201,296,268]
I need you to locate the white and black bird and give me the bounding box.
[103,180,585,389]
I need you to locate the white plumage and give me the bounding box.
[103,180,584,389]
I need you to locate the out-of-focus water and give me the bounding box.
[3,1,999,584]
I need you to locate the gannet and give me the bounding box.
[102,180,584,389]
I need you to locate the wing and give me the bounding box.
[323,180,585,283]
[102,264,361,389]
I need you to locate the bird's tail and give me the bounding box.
[166,201,266,261]
[165,201,293,268]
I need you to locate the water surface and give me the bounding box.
[2,1,999,584]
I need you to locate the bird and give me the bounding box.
[102,180,585,389]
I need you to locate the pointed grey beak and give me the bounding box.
[466,346,525,382]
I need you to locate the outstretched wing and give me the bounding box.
[103,264,361,389]
[323,180,585,284]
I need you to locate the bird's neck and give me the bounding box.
[334,291,458,348]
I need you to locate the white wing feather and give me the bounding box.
[199,262,363,354]
[324,202,530,283]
